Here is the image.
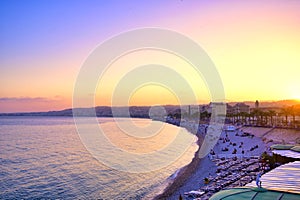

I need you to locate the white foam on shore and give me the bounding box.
[143,123,201,199]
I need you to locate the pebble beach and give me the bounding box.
[158,123,282,200]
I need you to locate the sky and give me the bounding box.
[1,0,300,113]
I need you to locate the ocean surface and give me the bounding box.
[0,116,198,199]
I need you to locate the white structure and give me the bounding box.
[247,161,300,194]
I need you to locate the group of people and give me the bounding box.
[218,134,246,155]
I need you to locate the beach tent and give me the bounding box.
[210,187,300,200]
[225,125,236,131]
[271,144,300,160]
[247,161,300,194]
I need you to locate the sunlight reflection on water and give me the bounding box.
[0,117,197,199]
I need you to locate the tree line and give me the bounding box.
[226,105,300,128]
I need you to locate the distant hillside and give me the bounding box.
[228,99,300,108]
[0,105,182,118]
[1,100,299,117]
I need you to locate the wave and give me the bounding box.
[146,126,204,200]
[154,134,203,199]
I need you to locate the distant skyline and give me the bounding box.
[1,0,300,113]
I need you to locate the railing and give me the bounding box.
[209,154,259,159]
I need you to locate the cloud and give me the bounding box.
[0,97,61,102]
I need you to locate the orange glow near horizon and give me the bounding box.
[128,85,180,107]
[94,49,211,107]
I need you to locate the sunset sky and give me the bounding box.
[1,0,300,113]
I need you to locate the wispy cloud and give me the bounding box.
[0,96,68,113]
[0,97,61,102]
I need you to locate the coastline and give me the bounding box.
[153,130,205,200]
[153,122,277,200]
[152,120,217,200]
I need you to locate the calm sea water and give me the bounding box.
[0,117,197,199]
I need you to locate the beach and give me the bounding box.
[155,123,297,200]
[153,130,216,200]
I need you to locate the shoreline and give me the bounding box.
[153,130,204,200]
[153,122,275,200]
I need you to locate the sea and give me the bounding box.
[0,116,198,199]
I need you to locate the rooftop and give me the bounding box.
[247,161,300,194]
[271,144,300,159]
[210,187,300,200]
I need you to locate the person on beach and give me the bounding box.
[232,148,237,154]
[178,194,183,200]
[256,173,262,188]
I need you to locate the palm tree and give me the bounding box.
[268,110,276,126]
[296,105,300,128]
[281,107,290,127]
[239,112,249,125]
[245,112,251,125]
[257,110,265,126]
[226,113,234,123]
[251,109,260,126]
[260,111,268,126]
[249,111,255,126]
[290,106,296,128]
[233,113,238,124]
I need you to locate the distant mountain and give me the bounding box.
[0,105,182,118]
[1,100,299,117]
[228,99,300,108]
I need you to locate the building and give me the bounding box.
[233,103,250,114]
[202,102,250,116]
[226,104,234,115]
